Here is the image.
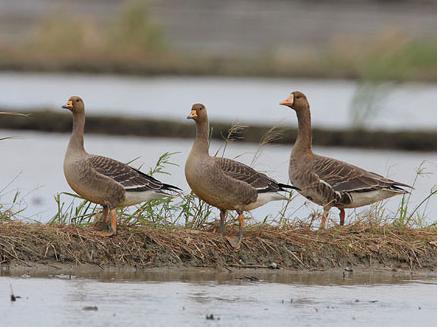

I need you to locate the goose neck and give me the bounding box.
[68,111,86,154]
[192,120,209,155]
[294,105,312,154]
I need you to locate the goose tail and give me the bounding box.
[391,182,413,194]
[278,183,300,192]
[159,183,183,196]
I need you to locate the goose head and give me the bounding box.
[62,96,85,113]
[279,91,308,111]
[186,103,208,123]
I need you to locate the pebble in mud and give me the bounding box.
[10,294,21,302]
[9,284,21,302]
[82,306,98,311]
[269,262,279,269]
[205,314,219,320]
[238,275,259,282]
[54,274,75,280]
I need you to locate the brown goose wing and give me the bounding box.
[214,157,297,193]
[88,155,181,193]
[312,155,411,193]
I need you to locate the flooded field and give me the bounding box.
[0,73,435,130]
[0,130,436,222]
[0,2,435,327]
[0,270,436,326]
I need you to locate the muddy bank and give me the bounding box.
[1,261,436,284]
[0,222,436,272]
[1,110,436,151]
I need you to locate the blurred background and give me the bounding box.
[0,0,436,223]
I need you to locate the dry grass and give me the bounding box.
[0,221,435,271]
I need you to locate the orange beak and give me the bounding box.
[186,109,198,119]
[279,94,294,107]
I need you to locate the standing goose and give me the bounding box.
[62,96,181,236]
[185,103,299,240]
[279,91,411,229]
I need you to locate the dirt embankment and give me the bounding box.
[1,110,436,151]
[0,221,436,272]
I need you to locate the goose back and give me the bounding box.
[289,153,410,208]
[64,155,126,208]
[185,156,258,210]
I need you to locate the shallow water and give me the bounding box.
[0,130,436,222]
[0,72,436,130]
[0,271,436,326]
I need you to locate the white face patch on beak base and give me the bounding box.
[62,100,73,110]
[280,94,294,107]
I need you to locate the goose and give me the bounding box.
[62,96,181,236]
[185,103,299,241]
[279,91,412,228]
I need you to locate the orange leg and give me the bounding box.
[219,209,227,235]
[93,206,117,237]
[237,211,244,241]
[339,208,345,226]
[110,209,117,235]
[320,207,330,230]
[94,206,109,231]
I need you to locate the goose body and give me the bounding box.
[185,103,298,239]
[185,155,292,211]
[280,91,411,228]
[62,96,181,235]
[64,154,179,208]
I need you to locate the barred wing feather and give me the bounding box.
[215,157,296,193]
[88,156,180,193]
[312,155,411,194]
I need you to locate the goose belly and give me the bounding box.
[121,191,167,207]
[186,167,237,209]
[64,161,125,207]
[289,166,328,206]
[346,189,403,208]
[293,184,329,207]
[65,176,110,205]
[189,183,234,210]
[241,192,286,211]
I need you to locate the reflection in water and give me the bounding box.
[0,273,435,326]
[0,265,434,285]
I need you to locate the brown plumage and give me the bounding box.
[280,91,411,228]
[62,96,181,236]
[185,103,298,241]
